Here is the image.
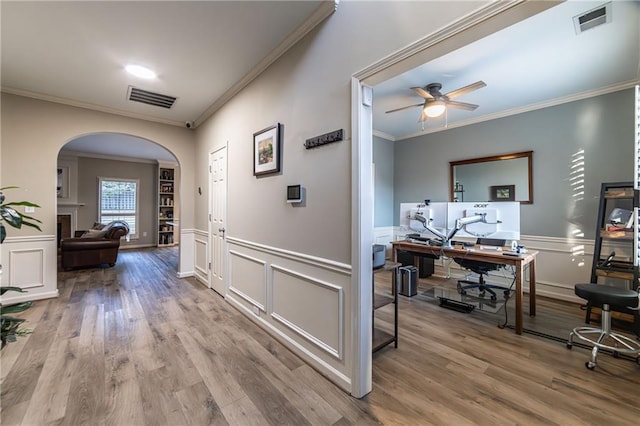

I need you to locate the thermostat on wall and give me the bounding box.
[287,185,302,203]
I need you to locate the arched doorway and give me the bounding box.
[56,132,180,272]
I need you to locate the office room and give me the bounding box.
[369,0,639,421]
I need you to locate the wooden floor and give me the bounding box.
[1,248,639,425]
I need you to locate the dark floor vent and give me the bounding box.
[128,86,176,109]
[573,2,611,34]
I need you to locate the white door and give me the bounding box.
[209,146,227,295]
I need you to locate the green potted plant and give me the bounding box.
[1,186,42,348]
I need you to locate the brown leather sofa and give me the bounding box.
[60,221,129,270]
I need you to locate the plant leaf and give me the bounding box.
[0,286,28,295]
[1,302,33,315]
[3,201,41,208]
[0,207,22,228]
[0,224,5,244]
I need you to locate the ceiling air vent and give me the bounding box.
[573,2,611,34]
[127,86,176,109]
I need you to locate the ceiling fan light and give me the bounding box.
[424,101,446,117]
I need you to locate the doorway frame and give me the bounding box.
[349,0,558,398]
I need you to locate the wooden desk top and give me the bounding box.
[391,240,537,265]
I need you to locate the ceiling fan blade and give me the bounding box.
[385,102,424,114]
[411,86,434,99]
[446,100,479,111]
[444,81,486,99]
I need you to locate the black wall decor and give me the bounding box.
[304,129,343,149]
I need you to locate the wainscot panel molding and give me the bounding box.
[228,250,267,311]
[373,226,395,258]
[226,237,351,275]
[387,228,597,304]
[271,264,344,360]
[225,237,352,392]
[177,229,197,279]
[0,235,59,304]
[194,230,209,285]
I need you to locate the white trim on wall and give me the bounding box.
[224,236,352,393]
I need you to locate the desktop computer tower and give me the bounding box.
[399,266,417,297]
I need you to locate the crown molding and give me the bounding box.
[0,86,185,128]
[391,80,640,141]
[195,0,338,126]
[372,130,396,142]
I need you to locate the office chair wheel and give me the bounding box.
[503,290,510,299]
[490,294,497,301]
[613,351,619,358]
[566,342,572,349]
[585,361,596,370]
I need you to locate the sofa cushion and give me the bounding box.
[81,228,108,238]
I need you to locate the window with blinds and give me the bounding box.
[99,177,139,238]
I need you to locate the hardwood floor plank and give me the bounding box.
[175,381,229,426]
[177,329,248,408]
[219,395,270,426]
[62,304,107,425]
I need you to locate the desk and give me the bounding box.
[391,241,537,335]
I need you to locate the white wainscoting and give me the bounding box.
[384,227,597,304]
[0,235,59,304]
[193,230,209,286]
[177,229,195,279]
[225,236,352,392]
[373,226,395,259]
[228,250,267,310]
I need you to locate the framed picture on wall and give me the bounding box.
[253,123,282,176]
[490,184,515,201]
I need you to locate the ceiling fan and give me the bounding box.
[386,81,486,122]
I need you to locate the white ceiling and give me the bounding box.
[373,0,640,141]
[1,1,330,161]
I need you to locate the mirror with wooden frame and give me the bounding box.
[449,151,533,204]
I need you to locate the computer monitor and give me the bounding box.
[399,202,447,236]
[446,202,520,241]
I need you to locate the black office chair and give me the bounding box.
[455,238,509,301]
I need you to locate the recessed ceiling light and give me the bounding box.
[125,64,156,79]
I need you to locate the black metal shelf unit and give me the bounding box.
[587,182,639,336]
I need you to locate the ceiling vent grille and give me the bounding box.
[573,2,611,34]
[127,86,176,109]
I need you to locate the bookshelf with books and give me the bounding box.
[158,164,179,247]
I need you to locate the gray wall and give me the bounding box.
[392,89,634,238]
[77,157,157,247]
[373,135,394,227]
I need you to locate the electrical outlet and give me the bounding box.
[143,231,147,237]
[252,306,260,316]
[24,206,35,214]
